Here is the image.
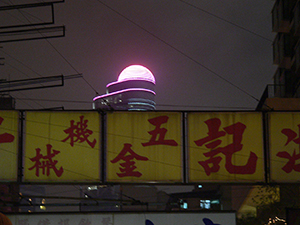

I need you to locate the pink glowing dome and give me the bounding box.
[117,65,155,84]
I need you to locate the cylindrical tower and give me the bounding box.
[93,65,156,111]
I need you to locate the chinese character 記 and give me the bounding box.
[194,118,257,176]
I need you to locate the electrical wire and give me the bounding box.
[0,49,42,77]
[178,0,273,42]
[0,1,273,178]
[3,0,99,96]
[3,0,270,109]
[0,110,266,184]
[0,1,288,214]
[95,0,262,104]
[0,18,47,109]
[155,103,253,110]
[14,97,255,110]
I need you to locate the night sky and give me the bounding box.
[0,0,276,111]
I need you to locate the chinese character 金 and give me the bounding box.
[62,115,96,148]
[142,116,178,146]
[28,144,64,177]
[195,118,257,176]
[111,143,149,177]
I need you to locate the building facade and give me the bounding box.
[257,0,300,110]
[273,0,299,97]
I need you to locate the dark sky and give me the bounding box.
[0,0,276,111]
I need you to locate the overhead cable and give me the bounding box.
[179,0,273,42]
[95,0,262,103]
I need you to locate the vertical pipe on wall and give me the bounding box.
[262,112,270,183]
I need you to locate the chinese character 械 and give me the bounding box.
[28,144,64,177]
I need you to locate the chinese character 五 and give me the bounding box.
[142,116,178,146]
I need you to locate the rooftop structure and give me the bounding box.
[93,65,156,111]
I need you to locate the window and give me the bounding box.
[200,200,211,209]
[179,199,188,209]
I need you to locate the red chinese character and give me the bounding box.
[0,117,14,144]
[194,118,257,176]
[276,150,300,173]
[111,143,149,177]
[62,115,96,148]
[28,144,64,177]
[142,116,178,146]
[281,125,300,146]
[277,125,300,173]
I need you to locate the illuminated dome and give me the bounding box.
[117,65,155,84]
[93,64,156,111]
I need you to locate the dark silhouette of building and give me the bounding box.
[257,0,300,110]
[255,1,300,223]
